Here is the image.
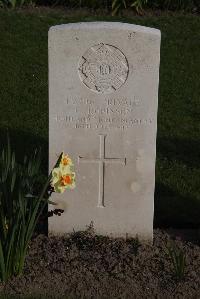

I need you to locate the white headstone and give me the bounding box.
[49,22,161,242]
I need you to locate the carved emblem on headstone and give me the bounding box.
[78,43,129,94]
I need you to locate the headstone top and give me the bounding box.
[49,22,161,37]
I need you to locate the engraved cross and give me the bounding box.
[78,134,126,208]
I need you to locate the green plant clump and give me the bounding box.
[0,135,61,282]
[166,241,186,281]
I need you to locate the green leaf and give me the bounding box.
[5,223,17,277]
[112,3,121,15]
[0,240,6,281]
[123,0,127,8]
[10,171,16,193]
[112,0,118,9]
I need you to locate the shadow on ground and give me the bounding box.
[155,136,200,228]
[157,137,200,168]
[0,127,48,174]
[154,182,200,228]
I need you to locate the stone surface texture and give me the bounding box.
[49,22,161,242]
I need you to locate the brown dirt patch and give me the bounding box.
[0,229,199,298]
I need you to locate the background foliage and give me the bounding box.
[0,0,199,12]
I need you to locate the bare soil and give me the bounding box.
[0,228,199,298]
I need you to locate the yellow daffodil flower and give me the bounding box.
[60,153,73,167]
[51,164,75,193]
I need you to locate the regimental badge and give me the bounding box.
[78,43,129,94]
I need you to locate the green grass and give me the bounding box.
[0,9,199,228]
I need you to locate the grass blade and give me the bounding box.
[0,240,6,281]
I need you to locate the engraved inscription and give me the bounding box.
[78,134,126,207]
[78,43,129,94]
[53,96,154,130]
